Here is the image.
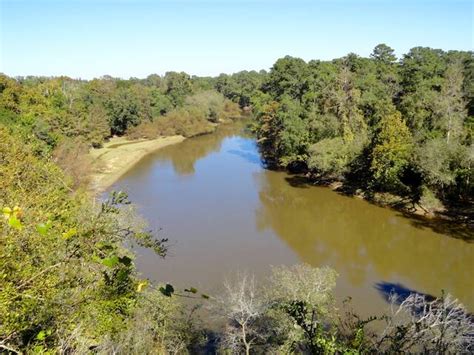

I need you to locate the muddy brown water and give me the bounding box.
[109,123,474,317]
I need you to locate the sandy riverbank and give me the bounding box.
[89,135,185,192]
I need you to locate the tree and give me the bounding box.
[265,56,309,101]
[164,71,193,107]
[255,100,281,164]
[371,43,397,64]
[433,59,468,144]
[213,274,274,355]
[377,293,474,353]
[399,47,446,133]
[415,138,462,189]
[0,127,170,352]
[0,74,22,114]
[107,88,145,135]
[308,137,354,178]
[370,111,413,191]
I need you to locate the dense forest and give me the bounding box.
[1,45,473,353]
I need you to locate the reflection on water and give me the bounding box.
[255,170,474,310]
[110,123,474,317]
[151,122,253,175]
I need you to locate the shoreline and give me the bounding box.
[88,135,186,193]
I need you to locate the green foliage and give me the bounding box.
[370,111,413,191]
[215,70,267,107]
[184,90,239,123]
[110,289,205,354]
[127,91,241,139]
[418,185,445,212]
[308,137,353,178]
[266,56,310,101]
[0,128,177,352]
[269,264,339,353]
[106,87,148,135]
[0,72,241,153]
[164,71,193,106]
[252,45,473,206]
[415,138,463,187]
[371,43,397,64]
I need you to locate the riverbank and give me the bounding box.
[89,135,186,192]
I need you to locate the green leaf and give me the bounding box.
[8,216,22,230]
[36,330,46,341]
[101,255,119,268]
[36,221,52,236]
[201,293,210,299]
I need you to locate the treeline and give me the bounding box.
[0,72,241,152]
[215,45,473,213]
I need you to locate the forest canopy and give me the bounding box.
[236,45,473,213]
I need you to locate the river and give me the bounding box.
[109,123,474,317]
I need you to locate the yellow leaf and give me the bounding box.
[2,207,11,220]
[62,228,77,240]
[137,281,148,292]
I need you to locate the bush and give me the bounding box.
[308,137,352,178]
[419,185,445,212]
[52,137,93,189]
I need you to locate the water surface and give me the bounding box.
[110,124,474,316]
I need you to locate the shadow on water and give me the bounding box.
[375,281,474,321]
[375,281,436,305]
[282,173,474,242]
[396,211,473,243]
[195,330,220,355]
[284,175,313,189]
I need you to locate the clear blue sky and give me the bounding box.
[1,0,472,79]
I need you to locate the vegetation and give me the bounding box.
[0,72,241,151]
[212,265,473,354]
[1,44,473,353]
[0,127,199,352]
[238,45,473,215]
[128,90,241,139]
